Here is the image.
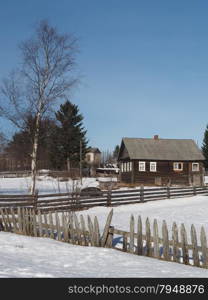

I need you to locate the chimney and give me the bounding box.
[154,135,159,140]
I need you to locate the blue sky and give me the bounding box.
[0,0,208,152]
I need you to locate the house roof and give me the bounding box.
[120,137,205,161]
[87,147,101,154]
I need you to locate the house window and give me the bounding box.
[192,162,199,172]
[150,162,157,172]
[124,162,127,172]
[129,162,132,171]
[139,161,146,172]
[121,163,124,172]
[173,162,183,171]
[123,163,125,172]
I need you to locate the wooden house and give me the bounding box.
[118,135,205,186]
[85,147,101,176]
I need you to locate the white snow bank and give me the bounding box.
[0,176,99,194]
[0,232,208,278]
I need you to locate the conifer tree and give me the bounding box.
[113,145,120,161]
[202,124,208,169]
[50,100,87,170]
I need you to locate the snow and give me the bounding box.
[0,232,208,278]
[0,176,208,277]
[0,176,99,194]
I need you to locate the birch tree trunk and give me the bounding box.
[30,111,41,195]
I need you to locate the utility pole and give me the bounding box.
[80,140,82,185]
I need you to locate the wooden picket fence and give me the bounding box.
[111,215,208,269]
[0,207,114,248]
[0,207,207,269]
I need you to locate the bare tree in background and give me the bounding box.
[0,20,78,194]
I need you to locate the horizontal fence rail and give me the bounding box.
[0,186,207,212]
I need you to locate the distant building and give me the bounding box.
[118,135,205,186]
[85,147,101,176]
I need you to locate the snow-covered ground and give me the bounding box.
[0,176,99,194]
[0,232,208,278]
[0,176,208,277]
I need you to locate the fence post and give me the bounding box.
[34,189,38,213]
[167,186,170,199]
[107,186,112,206]
[140,185,144,202]
[105,226,114,248]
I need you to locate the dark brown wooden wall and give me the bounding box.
[120,160,204,186]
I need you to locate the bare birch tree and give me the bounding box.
[0,20,78,194]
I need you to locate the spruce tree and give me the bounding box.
[113,145,120,161]
[50,100,87,170]
[202,124,208,169]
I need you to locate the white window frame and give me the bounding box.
[129,162,132,171]
[150,162,157,172]
[192,162,199,172]
[139,161,146,172]
[173,162,183,171]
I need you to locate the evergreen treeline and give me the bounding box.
[4,100,88,170]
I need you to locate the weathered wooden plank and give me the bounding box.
[10,208,18,233]
[17,207,22,233]
[136,216,143,255]
[74,214,81,245]
[0,194,34,199]
[0,208,9,231]
[93,216,100,247]
[62,213,69,242]
[172,222,179,263]
[105,226,114,248]
[55,212,62,241]
[37,192,71,198]
[24,208,30,235]
[123,233,128,252]
[181,223,189,265]
[200,226,208,268]
[167,186,170,198]
[5,208,12,231]
[80,215,87,246]
[0,209,6,231]
[153,219,159,258]
[43,213,49,237]
[31,209,35,235]
[140,185,144,202]
[49,211,54,239]
[191,224,200,267]
[129,215,135,253]
[33,210,37,237]
[38,210,43,237]
[27,209,31,235]
[101,209,113,247]
[21,208,26,235]
[146,218,151,256]
[162,220,170,261]
[88,215,94,246]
